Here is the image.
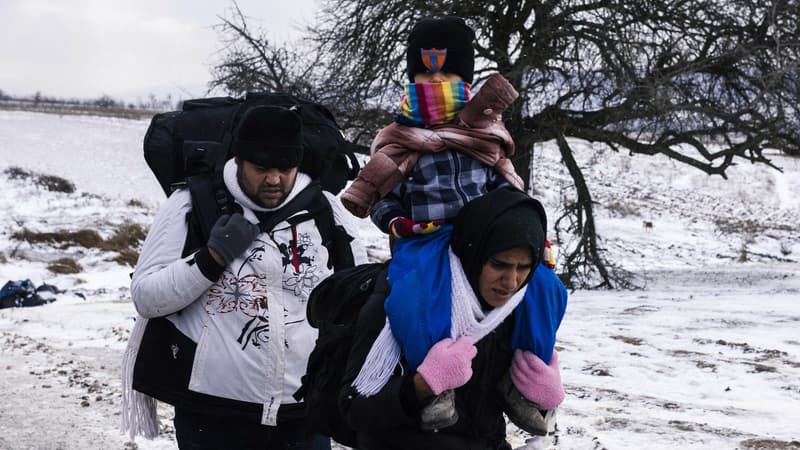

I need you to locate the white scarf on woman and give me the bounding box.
[352,247,526,396]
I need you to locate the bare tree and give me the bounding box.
[212,0,800,288]
[210,2,325,102]
[210,1,391,152]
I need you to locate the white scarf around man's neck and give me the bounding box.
[223,158,311,213]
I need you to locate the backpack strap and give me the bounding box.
[285,185,355,272]
[181,107,243,257]
[256,181,354,271]
[253,181,321,233]
[183,168,355,272]
[181,147,240,257]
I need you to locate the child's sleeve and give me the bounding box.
[488,166,512,190]
[369,188,408,233]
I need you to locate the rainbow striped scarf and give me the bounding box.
[397,81,471,127]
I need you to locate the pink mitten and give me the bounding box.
[389,217,445,239]
[416,336,478,395]
[510,349,565,409]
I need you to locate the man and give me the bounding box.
[121,105,366,449]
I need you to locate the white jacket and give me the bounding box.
[123,159,366,434]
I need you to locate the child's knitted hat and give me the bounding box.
[406,16,475,83]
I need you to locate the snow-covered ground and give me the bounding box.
[1,110,798,450]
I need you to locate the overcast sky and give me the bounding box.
[0,0,316,102]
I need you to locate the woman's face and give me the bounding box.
[478,247,533,308]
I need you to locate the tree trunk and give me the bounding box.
[554,132,614,289]
[512,146,533,192]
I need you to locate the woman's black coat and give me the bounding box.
[338,273,515,450]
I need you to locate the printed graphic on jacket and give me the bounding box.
[205,268,270,350]
[202,232,321,351]
[276,226,321,298]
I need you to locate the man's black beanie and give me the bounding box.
[232,105,303,169]
[406,16,475,84]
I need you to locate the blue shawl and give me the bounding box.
[385,226,568,370]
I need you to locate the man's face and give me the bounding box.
[236,158,298,208]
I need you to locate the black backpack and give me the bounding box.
[142,92,360,265]
[294,262,388,447]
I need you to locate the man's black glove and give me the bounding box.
[206,214,260,266]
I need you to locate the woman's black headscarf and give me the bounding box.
[450,187,547,299]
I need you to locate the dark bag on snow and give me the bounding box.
[0,279,57,309]
[293,262,388,447]
[142,92,361,258]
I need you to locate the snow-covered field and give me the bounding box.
[1,110,798,450]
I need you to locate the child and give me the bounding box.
[341,17,522,223]
[341,17,567,435]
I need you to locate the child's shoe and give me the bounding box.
[420,389,458,430]
[458,73,519,128]
[497,371,555,436]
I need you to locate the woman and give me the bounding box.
[338,187,568,449]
